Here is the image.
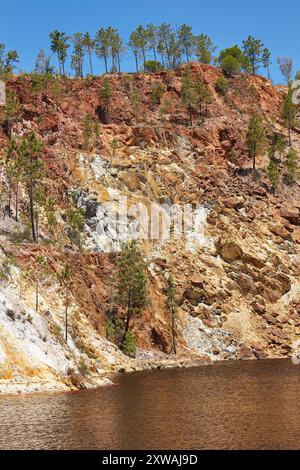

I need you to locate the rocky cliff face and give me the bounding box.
[0,63,300,392]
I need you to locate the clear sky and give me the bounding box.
[1,0,300,83]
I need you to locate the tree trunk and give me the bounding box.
[188,104,193,126]
[153,47,157,62]
[36,280,39,312]
[104,55,108,74]
[29,187,36,242]
[58,57,62,76]
[117,53,121,73]
[65,290,69,343]
[35,211,39,244]
[171,307,177,355]
[134,53,139,73]
[8,180,12,219]
[186,47,190,63]
[88,48,93,75]
[15,183,19,222]
[142,49,146,69]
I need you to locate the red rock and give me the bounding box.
[280,205,299,224]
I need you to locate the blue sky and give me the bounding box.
[1,0,300,83]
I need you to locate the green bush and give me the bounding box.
[221,55,241,77]
[123,330,137,358]
[215,77,229,95]
[106,320,117,342]
[150,83,165,104]
[144,60,164,73]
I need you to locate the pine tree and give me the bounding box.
[146,24,158,61]
[242,36,264,75]
[49,31,69,76]
[20,132,45,242]
[82,33,95,75]
[116,241,148,342]
[110,28,123,72]
[95,28,111,74]
[4,139,25,221]
[66,206,85,248]
[246,114,266,170]
[262,48,271,80]
[277,57,293,85]
[165,276,178,355]
[178,24,194,62]
[59,264,73,343]
[30,255,49,312]
[110,137,119,156]
[0,89,20,139]
[181,67,196,126]
[71,33,85,78]
[135,25,148,69]
[157,23,173,68]
[285,147,298,184]
[44,196,58,237]
[2,139,19,219]
[281,86,297,146]
[195,34,216,64]
[34,49,53,75]
[5,50,19,73]
[128,31,140,73]
[100,77,113,123]
[193,78,213,117]
[267,158,280,190]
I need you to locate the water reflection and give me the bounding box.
[0,359,300,450]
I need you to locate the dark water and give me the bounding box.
[1,359,300,450]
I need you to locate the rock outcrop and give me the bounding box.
[0,63,300,392]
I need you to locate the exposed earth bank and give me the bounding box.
[0,63,300,393]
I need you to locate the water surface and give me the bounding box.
[0,359,300,450]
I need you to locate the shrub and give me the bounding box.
[106,320,117,342]
[221,56,241,77]
[144,60,164,73]
[215,77,229,95]
[78,357,89,377]
[150,84,165,105]
[123,330,137,358]
[6,309,16,321]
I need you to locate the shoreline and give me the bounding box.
[0,355,291,397]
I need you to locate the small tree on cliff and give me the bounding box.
[242,36,264,75]
[59,264,73,343]
[0,90,20,139]
[20,132,45,243]
[181,67,196,126]
[267,159,280,190]
[281,86,297,147]
[116,241,148,347]
[262,48,272,80]
[44,196,58,238]
[193,78,213,117]
[246,114,266,170]
[100,77,113,123]
[165,275,178,355]
[30,255,49,312]
[285,147,298,184]
[66,205,85,248]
